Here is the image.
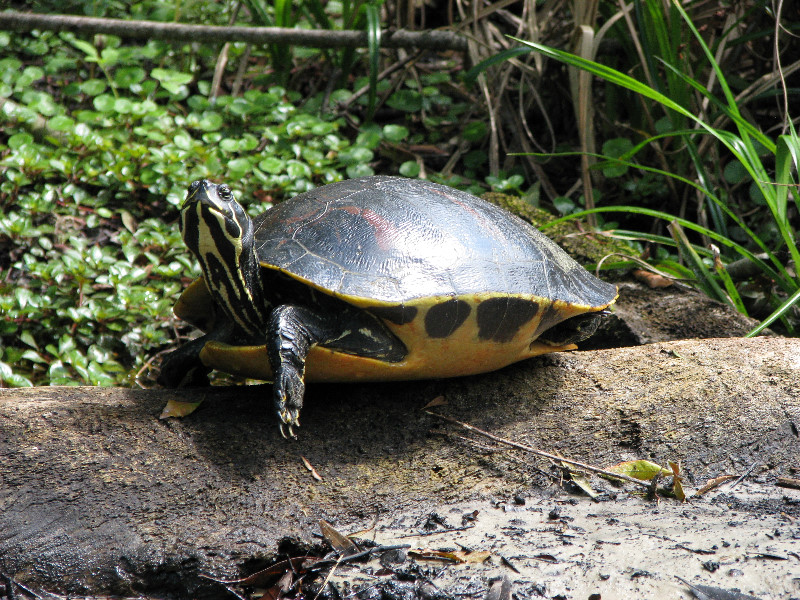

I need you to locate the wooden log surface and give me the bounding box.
[1,337,798,597]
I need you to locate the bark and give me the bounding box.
[0,337,798,598]
[0,11,468,52]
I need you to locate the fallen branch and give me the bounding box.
[426,411,652,490]
[0,11,468,52]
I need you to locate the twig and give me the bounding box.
[0,571,43,600]
[396,525,475,538]
[729,462,759,489]
[307,544,411,570]
[777,476,800,490]
[426,411,652,490]
[0,11,468,51]
[1,572,18,600]
[209,1,242,100]
[338,49,424,110]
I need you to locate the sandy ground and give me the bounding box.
[329,479,800,600]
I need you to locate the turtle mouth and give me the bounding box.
[185,180,230,216]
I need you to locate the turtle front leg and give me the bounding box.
[266,304,336,438]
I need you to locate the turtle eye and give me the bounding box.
[218,184,232,200]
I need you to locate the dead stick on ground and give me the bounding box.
[425,411,652,490]
[777,476,800,490]
[0,11,468,51]
[729,461,759,489]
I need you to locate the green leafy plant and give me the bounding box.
[0,27,416,388]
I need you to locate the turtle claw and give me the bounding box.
[279,422,296,439]
[278,406,300,439]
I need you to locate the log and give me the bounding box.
[1,337,798,598]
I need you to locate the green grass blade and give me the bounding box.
[668,0,739,113]
[511,38,733,146]
[303,0,332,29]
[242,0,272,25]
[712,249,749,316]
[776,132,800,235]
[511,38,775,182]
[365,3,381,120]
[668,220,733,307]
[746,287,800,337]
[463,47,535,88]
[274,0,292,28]
[513,37,799,284]
[544,206,790,291]
[656,59,774,151]
[684,136,727,238]
[521,149,790,280]
[610,229,712,256]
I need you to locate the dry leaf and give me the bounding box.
[409,549,460,562]
[159,399,203,419]
[319,519,357,555]
[568,470,598,499]
[633,269,673,288]
[669,460,686,502]
[777,476,800,490]
[559,462,598,498]
[694,475,737,496]
[532,553,559,563]
[422,396,448,409]
[301,456,323,481]
[409,549,490,563]
[452,550,491,563]
[606,460,671,481]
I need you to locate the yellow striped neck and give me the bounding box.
[181,189,268,338]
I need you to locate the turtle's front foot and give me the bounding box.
[274,370,303,438]
[279,416,298,439]
[267,304,324,437]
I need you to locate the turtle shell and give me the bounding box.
[253,176,613,306]
[179,176,618,382]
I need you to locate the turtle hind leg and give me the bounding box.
[538,310,607,346]
[158,336,213,388]
[266,305,337,438]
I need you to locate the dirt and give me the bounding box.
[316,480,800,600]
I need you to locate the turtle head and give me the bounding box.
[180,180,267,336]
[181,180,252,247]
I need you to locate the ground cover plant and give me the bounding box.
[0,2,489,387]
[0,0,797,388]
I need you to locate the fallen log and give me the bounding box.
[0,337,798,597]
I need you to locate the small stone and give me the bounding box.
[728,568,744,577]
[702,560,720,573]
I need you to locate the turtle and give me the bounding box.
[158,176,618,437]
